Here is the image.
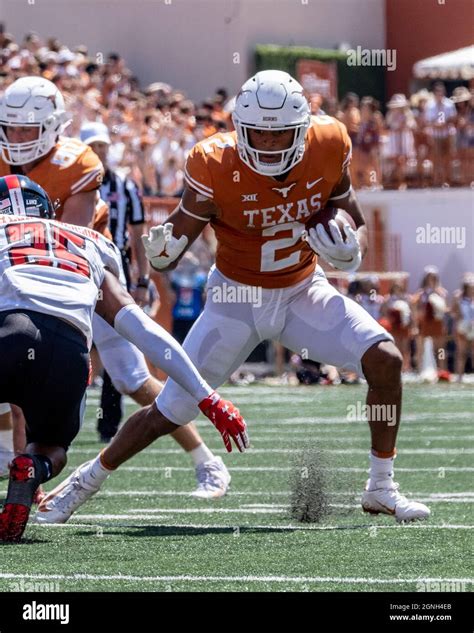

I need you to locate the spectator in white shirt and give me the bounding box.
[425,82,457,185]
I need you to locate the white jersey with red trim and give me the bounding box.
[0,215,124,348]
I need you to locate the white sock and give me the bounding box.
[190,443,215,467]
[368,452,395,489]
[0,429,14,453]
[0,403,12,415]
[84,453,113,488]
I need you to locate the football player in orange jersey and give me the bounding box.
[0,77,231,499]
[39,71,429,524]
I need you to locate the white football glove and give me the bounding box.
[141,223,188,270]
[305,220,362,272]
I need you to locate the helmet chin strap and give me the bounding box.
[265,150,297,181]
[252,145,299,177]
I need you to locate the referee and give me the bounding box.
[80,122,152,441]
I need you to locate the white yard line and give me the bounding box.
[123,498,474,513]
[0,572,471,585]
[77,427,473,437]
[82,412,474,425]
[68,447,474,455]
[239,495,474,504]
[95,490,474,498]
[60,465,474,473]
[127,508,287,514]
[238,435,474,442]
[33,520,474,531]
[118,501,471,514]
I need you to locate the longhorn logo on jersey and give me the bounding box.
[271,183,296,199]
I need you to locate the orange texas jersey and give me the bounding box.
[184,115,352,288]
[0,137,107,234]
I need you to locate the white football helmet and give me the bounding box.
[232,70,310,177]
[0,76,71,165]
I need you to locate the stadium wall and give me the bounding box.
[385,0,474,96]
[0,0,385,100]
[358,188,474,293]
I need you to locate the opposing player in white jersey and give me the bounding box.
[0,77,230,499]
[42,71,430,525]
[0,175,248,541]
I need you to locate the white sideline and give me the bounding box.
[95,490,474,498]
[78,426,473,437]
[68,447,474,455]
[82,412,474,425]
[124,497,474,513]
[232,434,472,442]
[63,512,474,522]
[61,465,474,473]
[0,572,471,585]
[33,520,474,531]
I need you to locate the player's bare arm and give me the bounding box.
[60,189,97,227]
[142,185,219,272]
[94,268,135,324]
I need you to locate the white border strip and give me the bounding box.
[71,168,102,195]
[57,465,474,473]
[0,572,471,585]
[184,167,213,196]
[67,447,474,455]
[34,521,474,531]
[179,203,211,222]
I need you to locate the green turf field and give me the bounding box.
[1,383,472,592]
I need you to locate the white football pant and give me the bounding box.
[156,265,393,424]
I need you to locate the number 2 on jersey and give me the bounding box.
[5,221,91,278]
[261,222,305,272]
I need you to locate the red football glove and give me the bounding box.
[198,392,249,453]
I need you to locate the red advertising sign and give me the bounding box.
[296,59,338,100]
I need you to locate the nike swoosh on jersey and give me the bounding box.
[306,177,324,189]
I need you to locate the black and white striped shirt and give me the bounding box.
[100,170,145,251]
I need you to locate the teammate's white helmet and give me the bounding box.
[232,70,310,177]
[0,77,72,165]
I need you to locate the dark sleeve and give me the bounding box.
[125,178,145,225]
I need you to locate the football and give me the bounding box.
[305,206,356,242]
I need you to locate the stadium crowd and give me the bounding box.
[344,268,473,381]
[1,29,472,381]
[1,28,473,194]
[261,268,473,386]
